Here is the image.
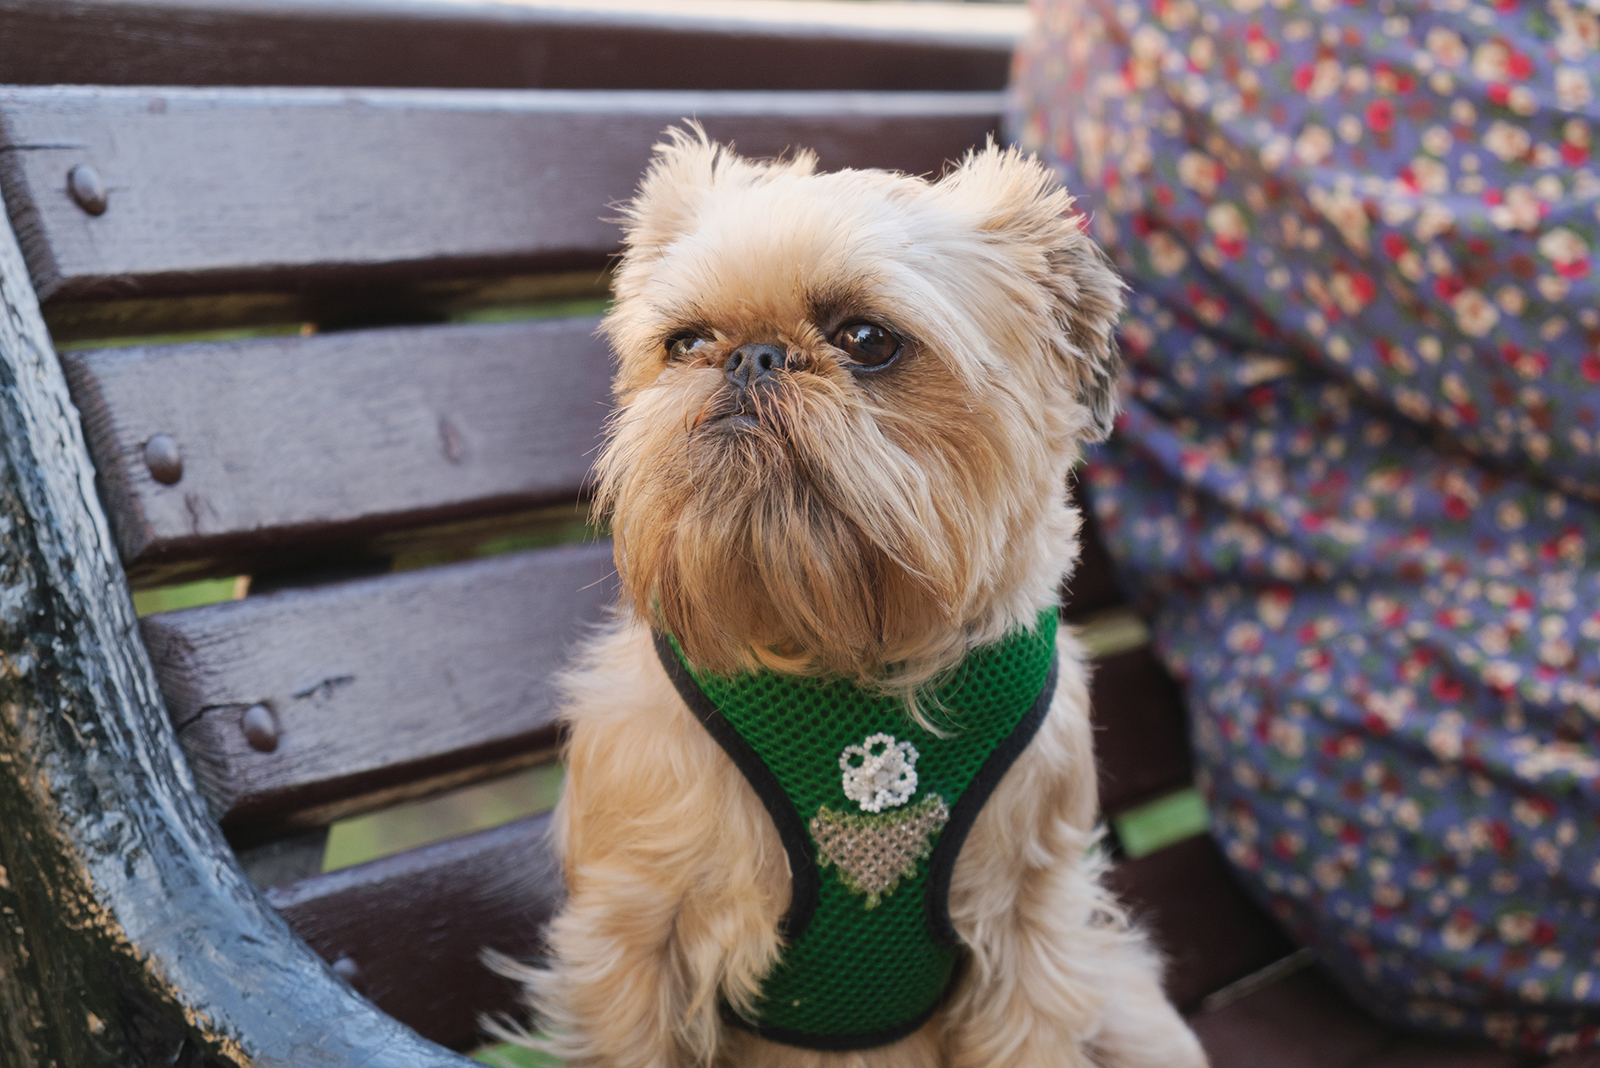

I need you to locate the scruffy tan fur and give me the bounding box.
[497,128,1207,1068]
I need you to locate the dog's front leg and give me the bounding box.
[525,625,790,1068]
[943,649,1207,1068]
[534,853,696,1068]
[533,780,786,1068]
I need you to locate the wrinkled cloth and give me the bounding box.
[1010,0,1600,1052]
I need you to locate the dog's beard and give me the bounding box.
[597,362,1007,687]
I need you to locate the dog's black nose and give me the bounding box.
[725,343,788,391]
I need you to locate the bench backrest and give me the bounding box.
[0,3,1295,1062]
[0,2,1031,1059]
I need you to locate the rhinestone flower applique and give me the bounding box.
[839,733,919,812]
[815,733,947,907]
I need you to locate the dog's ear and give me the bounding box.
[937,143,1125,441]
[617,123,818,260]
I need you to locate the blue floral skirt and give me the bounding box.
[1011,0,1600,1052]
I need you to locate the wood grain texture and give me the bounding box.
[268,812,561,1052]
[1191,968,1395,1068]
[1190,966,1517,1068]
[63,318,611,583]
[0,164,468,1066]
[1197,967,1531,1068]
[1090,644,1195,817]
[0,87,1003,303]
[1190,965,1523,1068]
[1109,834,1296,1011]
[0,0,1017,93]
[141,542,616,836]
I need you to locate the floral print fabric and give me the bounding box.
[1010,0,1600,1051]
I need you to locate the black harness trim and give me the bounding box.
[924,654,1059,947]
[653,631,821,942]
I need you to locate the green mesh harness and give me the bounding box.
[654,610,1058,1051]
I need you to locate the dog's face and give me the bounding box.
[596,129,1123,686]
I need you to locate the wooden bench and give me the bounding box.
[0,3,1577,1066]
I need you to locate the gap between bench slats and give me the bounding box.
[0,0,1018,93]
[142,542,616,840]
[0,88,1003,303]
[64,317,610,586]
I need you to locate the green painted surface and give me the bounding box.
[322,763,566,873]
[131,576,248,616]
[1112,787,1210,859]
[470,1042,560,1067]
[1073,608,1151,661]
[389,511,601,573]
[54,323,305,352]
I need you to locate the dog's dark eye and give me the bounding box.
[666,334,713,362]
[831,321,901,370]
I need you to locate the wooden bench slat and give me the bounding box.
[0,1,1019,93]
[1090,644,1195,817]
[1548,1053,1600,1068]
[1191,968,1395,1068]
[1357,1040,1537,1068]
[1109,834,1295,1011]
[266,812,560,1052]
[141,543,615,837]
[0,88,1003,304]
[64,318,610,585]
[1189,965,1522,1068]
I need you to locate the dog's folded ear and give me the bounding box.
[937,143,1126,442]
[616,124,819,262]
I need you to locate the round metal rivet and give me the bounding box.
[67,164,108,216]
[143,434,183,485]
[332,955,365,992]
[240,704,279,753]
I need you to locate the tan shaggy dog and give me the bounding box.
[498,128,1207,1068]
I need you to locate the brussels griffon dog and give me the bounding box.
[500,128,1206,1068]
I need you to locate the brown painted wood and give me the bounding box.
[1190,966,1519,1068]
[1547,1051,1600,1068]
[0,1,1017,93]
[0,126,467,1067]
[1110,834,1295,1011]
[267,812,561,1053]
[63,318,611,585]
[1191,968,1395,1068]
[140,542,616,838]
[1357,1039,1537,1068]
[0,87,1003,304]
[1091,645,1194,817]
